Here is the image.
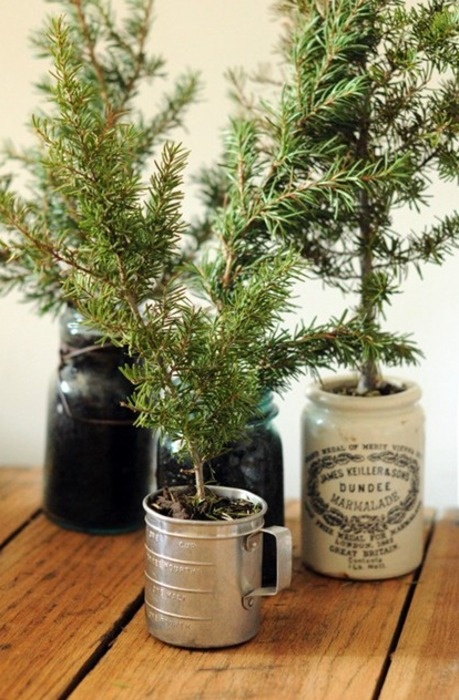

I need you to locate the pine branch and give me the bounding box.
[0,0,200,314]
[194,0,459,392]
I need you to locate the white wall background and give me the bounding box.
[0,0,458,510]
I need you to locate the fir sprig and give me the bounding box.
[197,0,459,393]
[0,0,200,314]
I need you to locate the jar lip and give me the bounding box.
[306,374,422,408]
[60,305,104,346]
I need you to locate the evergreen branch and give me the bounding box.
[193,0,459,393]
[72,0,111,110]
[257,315,422,391]
[0,0,199,314]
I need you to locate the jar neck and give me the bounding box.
[58,305,130,371]
[247,391,279,425]
[59,304,103,350]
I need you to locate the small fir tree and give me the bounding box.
[0,3,433,509]
[198,0,459,395]
[0,9,414,508]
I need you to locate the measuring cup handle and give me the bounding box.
[243,525,292,608]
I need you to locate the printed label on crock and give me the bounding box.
[303,443,421,573]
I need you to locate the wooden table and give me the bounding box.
[1,468,458,700]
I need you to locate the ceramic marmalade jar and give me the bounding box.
[301,375,424,580]
[43,305,153,533]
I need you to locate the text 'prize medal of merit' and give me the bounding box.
[301,379,424,579]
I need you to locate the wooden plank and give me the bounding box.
[380,508,459,700]
[71,505,435,700]
[0,467,42,542]
[0,515,145,700]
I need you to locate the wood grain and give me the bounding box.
[70,506,433,700]
[0,514,145,700]
[2,469,453,700]
[70,574,421,700]
[380,508,459,700]
[0,467,42,542]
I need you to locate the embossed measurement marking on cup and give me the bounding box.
[144,544,215,621]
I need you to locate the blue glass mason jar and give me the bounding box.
[43,306,153,533]
[156,392,284,583]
